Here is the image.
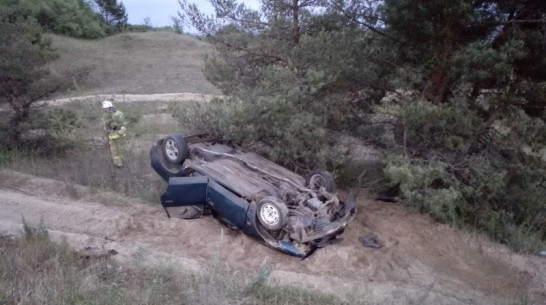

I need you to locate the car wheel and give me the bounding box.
[163,134,189,164]
[306,169,335,192]
[257,197,288,231]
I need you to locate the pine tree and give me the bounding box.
[178,0,546,251]
[94,0,127,31]
[381,0,546,251]
[177,0,390,168]
[0,12,63,145]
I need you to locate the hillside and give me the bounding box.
[49,31,220,96]
[1,30,544,305]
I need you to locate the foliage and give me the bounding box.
[30,108,84,155]
[179,0,545,251]
[171,15,184,34]
[382,98,545,252]
[171,95,347,171]
[382,0,546,105]
[377,0,546,251]
[93,0,128,33]
[126,24,155,32]
[0,11,67,147]
[1,0,131,38]
[62,63,96,92]
[177,1,392,171]
[1,0,108,39]
[0,7,95,154]
[142,16,152,27]
[1,100,165,202]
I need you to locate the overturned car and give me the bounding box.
[150,134,356,258]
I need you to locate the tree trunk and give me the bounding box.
[423,45,452,103]
[7,97,32,145]
[292,0,300,44]
[423,65,449,103]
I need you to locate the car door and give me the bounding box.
[206,180,250,229]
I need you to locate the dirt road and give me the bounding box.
[39,93,216,106]
[0,170,544,304]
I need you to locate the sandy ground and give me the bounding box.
[0,169,544,305]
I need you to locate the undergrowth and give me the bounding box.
[0,223,359,305]
[1,99,179,204]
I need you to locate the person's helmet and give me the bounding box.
[102,100,113,109]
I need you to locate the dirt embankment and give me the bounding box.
[0,170,544,305]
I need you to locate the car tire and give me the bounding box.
[306,169,335,192]
[163,134,189,164]
[257,196,288,231]
[150,144,186,181]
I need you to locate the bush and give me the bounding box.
[170,95,348,173]
[383,99,546,252]
[62,64,95,91]
[5,0,108,39]
[126,24,154,32]
[171,16,183,34]
[0,108,85,156]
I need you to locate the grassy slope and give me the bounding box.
[49,31,220,96]
[4,31,222,204]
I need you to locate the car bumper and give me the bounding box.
[276,194,357,258]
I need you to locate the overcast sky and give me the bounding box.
[123,0,259,30]
[123,0,196,27]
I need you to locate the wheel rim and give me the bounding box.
[165,139,179,161]
[260,203,279,226]
[309,174,327,190]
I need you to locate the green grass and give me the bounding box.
[0,223,359,305]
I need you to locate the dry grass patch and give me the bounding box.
[1,98,193,203]
[49,31,220,96]
[0,223,357,305]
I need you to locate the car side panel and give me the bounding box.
[161,176,208,207]
[242,202,263,240]
[206,180,249,229]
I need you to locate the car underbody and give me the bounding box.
[150,134,356,257]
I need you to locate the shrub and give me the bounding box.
[4,0,108,39]
[170,95,348,173]
[62,64,95,91]
[19,108,84,155]
[171,15,183,34]
[126,24,154,32]
[383,99,546,252]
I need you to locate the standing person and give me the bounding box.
[101,100,127,167]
